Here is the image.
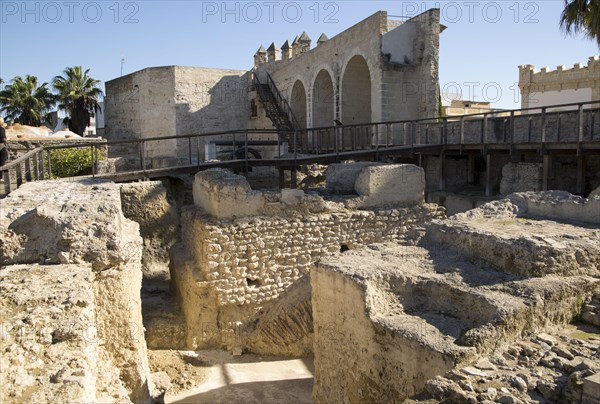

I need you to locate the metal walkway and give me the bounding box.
[2,101,599,196]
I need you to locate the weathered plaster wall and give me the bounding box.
[105,67,176,158]
[173,66,250,156]
[381,10,441,122]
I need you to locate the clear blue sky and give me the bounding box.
[1,0,598,109]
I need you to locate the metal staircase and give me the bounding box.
[252,72,299,136]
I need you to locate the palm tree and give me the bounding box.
[53,66,103,136]
[0,75,56,126]
[560,0,600,45]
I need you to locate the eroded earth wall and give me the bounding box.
[120,181,180,280]
[0,179,152,403]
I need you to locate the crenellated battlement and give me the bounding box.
[519,56,599,83]
[518,56,600,108]
[253,31,335,67]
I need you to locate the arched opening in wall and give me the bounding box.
[312,70,334,128]
[290,80,307,128]
[342,55,371,126]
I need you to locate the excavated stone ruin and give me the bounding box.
[1,163,599,403]
[312,191,600,403]
[0,180,153,403]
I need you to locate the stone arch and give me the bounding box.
[341,54,371,125]
[290,80,307,128]
[312,69,335,127]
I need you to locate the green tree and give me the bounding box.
[53,66,103,136]
[560,0,600,45]
[0,75,56,126]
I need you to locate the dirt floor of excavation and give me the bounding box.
[149,349,314,404]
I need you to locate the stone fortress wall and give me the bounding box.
[103,9,443,162]
[519,56,600,109]
[104,66,251,160]
[254,9,441,127]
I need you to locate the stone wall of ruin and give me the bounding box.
[171,202,444,352]
[120,181,180,280]
[169,165,443,353]
[311,194,600,402]
[311,262,471,403]
[0,180,153,403]
[180,204,443,307]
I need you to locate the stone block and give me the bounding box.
[326,162,383,194]
[354,164,425,207]
[281,188,305,204]
[582,373,600,404]
[500,163,543,195]
[193,169,265,219]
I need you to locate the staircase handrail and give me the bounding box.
[253,71,300,130]
[265,72,300,130]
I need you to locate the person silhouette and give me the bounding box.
[0,117,8,167]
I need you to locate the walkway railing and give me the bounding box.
[1,147,47,195]
[294,100,599,154]
[1,100,598,196]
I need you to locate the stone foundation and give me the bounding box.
[509,190,600,225]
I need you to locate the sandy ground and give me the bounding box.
[148,350,211,395]
[151,350,314,404]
